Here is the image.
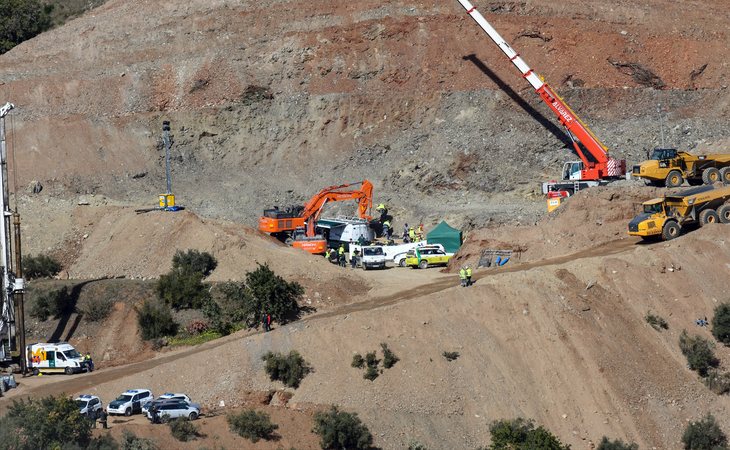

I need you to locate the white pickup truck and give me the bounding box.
[350,241,433,268]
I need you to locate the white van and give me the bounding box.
[26,342,89,375]
[350,241,435,267]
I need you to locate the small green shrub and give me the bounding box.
[262,350,311,388]
[408,441,427,450]
[77,296,114,322]
[443,351,460,361]
[711,303,730,345]
[172,249,217,276]
[703,369,730,395]
[381,343,399,369]
[363,365,379,381]
[29,287,74,321]
[312,406,373,450]
[489,417,570,450]
[363,351,380,381]
[157,269,210,309]
[597,436,639,450]
[227,410,278,443]
[136,300,178,340]
[351,353,365,369]
[645,312,668,331]
[119,430,159,450]
[168,417,199,442]
[679,330,719,377]
[22,253,61,279]
[682,414,727,450]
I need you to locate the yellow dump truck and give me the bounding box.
[632,148,730,187]
[628,185,730,241]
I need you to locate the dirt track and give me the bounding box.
[5,236,637,404]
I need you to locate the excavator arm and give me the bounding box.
[258,180,374,236]
[301,180,373,237]
[456,0,625,181]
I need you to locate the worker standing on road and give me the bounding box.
[324,248,331,260]
[376,203,388,222]
[351,248,360,269]
[84,352,94,372]
[99,409,108,429]
[417,224,425,241]
[408,226,416,243]
[338,244,346,267]
[459,266,468,287]
[465,265,473,286]
[263,313,272,332]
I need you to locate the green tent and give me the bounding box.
[426,221,462,253]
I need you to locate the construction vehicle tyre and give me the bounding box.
[699,209,720,225]
[702,168,721,184]
[721,167,730,185]
[665,171,683,188]
[418,260,429,269]
[662,221,680,240]
[362,264,368,271]
[718,205,730,224]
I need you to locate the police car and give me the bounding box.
[106,389,153,416]
[75,394,103,418]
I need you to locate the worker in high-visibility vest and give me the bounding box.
[337,244,346,267]
[459,266,468,287]
[382,220,392,240]
[408,227,416,242]
[465,266,473,286]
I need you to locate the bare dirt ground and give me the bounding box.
[1,0,729,448]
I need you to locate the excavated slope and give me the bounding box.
[0,0,728,233]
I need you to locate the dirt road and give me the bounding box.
[1,237,638,407]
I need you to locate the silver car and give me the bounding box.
[146,400,200,422]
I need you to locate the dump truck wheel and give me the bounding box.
[699,209,719,225]
[665,171,683,188]
[721,167,730,185]
[718,205,730,223]
[703,168,720,184]
[418,260,428,269]
[662,221,680,240]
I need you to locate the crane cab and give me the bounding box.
[562,161,584,181]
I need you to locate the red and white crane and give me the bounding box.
[456,0,626,194]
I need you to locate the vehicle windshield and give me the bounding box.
[75,400,87,408]
[363,247,383,256]
[115,395,132,402]
[64,350,81,359]
[643,203,664,214]
[650,148,677,160]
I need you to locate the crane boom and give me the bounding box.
[456,0,625,182]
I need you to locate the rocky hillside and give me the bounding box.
[0,0,728,238]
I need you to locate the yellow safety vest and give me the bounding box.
[338,247,345,255]
[459,269,467,279]
[466,268,472,277]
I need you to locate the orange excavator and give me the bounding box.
[258,180,374,254]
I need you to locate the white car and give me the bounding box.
[75,394,103,418]
[106,389,153,416]
[142,393,195,415]
[146,400,200,422]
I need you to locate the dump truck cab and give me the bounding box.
[629,185,730,241]
[632,149,730,187]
